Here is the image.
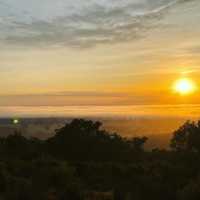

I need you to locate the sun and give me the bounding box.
[173,78,197,95]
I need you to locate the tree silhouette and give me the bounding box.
[129,136,148,152]
[46,119,136,161]
[2,118,200,199]
[171,121,200,152]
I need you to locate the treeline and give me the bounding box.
[0,119,148,162]
[0,119,200,199]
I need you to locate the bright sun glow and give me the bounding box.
[13,119,19,124]
[173,78,197,95]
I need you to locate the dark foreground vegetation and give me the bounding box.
[0,119,200,200]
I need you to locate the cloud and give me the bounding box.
[186,45,200,54]
[0,91,133,106]
[0,0,192,48]
[1,91,127,98]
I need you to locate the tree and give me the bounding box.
[3,132,29,157]
[129,137,148,152]
[46,119,138,161]
[177,175,200,200]
[170,121,200,152]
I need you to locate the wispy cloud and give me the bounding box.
[0,0,192,48]
[186,45,200,55]
[0,90,150,106]
[0,91,127,98]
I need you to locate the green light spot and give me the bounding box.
[13,119,19,124]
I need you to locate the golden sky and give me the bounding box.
[0,0,200,107]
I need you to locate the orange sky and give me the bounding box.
[0,0,200,107]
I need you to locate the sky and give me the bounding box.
[0,0,200,107]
